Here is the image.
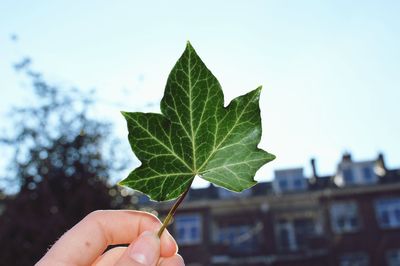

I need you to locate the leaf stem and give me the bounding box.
[157,181,193,238]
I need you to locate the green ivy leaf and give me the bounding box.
[119,42,275,201]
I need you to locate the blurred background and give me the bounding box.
[0,1,399,265]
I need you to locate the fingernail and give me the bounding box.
[129,231,159,265]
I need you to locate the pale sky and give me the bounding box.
[1,0,399,188]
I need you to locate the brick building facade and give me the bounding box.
[148,153,400,266]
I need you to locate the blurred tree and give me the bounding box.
[0,59,135,265]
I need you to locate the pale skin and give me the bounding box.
[36,210,185,266]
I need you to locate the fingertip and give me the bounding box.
[129,211,177,257]
[159,228,178,257]
[116,231,161,266]
[121,213,179,263]
[129,231,160,265]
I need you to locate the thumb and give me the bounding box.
[115,231,160,266]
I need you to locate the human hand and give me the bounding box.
[36,210,184,266]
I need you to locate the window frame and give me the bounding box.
[342,168,355,184]
[375,197,400,229]
[275,217,316,252]
[217,224,257,253]
[330,201,361,234]
[339,252,369,266]
[386,249,400,266]
[174,213,203,245]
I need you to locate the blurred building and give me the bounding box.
[150,153,400,266]
[0,191,6,215]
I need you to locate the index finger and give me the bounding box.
[36,210,177,266]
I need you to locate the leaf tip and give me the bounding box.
[185,41,197,54]
[120,111,129,118]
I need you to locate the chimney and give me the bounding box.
[311,158,318,178]
[377,152,387,173]
[342,152,352,162]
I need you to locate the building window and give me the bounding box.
[339,252,369,266]
[279,180,288,191]
[218,224,257,253]
[362,166,374,182]
[375,198,400,229]
[294,179,303,189]
[276,220,296,251]
[273,168,307,193]
[330,202,360,233]
[174,214,202,245]
[293,218,315,249]
[336,162,378,187]
[386,249,400,266]
[275,218,315,251]
[343,168,354,184]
